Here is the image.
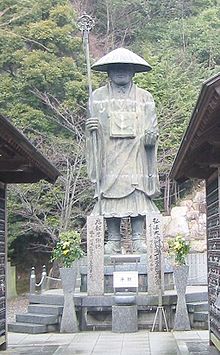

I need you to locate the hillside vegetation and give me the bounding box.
[0,0,219,266]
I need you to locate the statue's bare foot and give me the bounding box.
[104,241,121,254]
[132,240,147,254]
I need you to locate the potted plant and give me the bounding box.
[166,235,191,331]
[52,230,84,268]
[51,230,84,333]
[167,234,190,266]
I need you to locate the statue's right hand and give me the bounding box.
[86,118,99,132]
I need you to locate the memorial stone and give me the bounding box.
[146,212,164,294]
[87,215,104,295]
[7,261,17,300]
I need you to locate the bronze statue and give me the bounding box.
[86,48,160,254]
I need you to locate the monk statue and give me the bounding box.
[86,48,160,255]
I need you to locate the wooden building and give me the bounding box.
[170,72,220,352]
[0,114,60,350]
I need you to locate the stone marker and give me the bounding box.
[7,261,17,300]
[112,304,138,333]
[146,212,164,295]
[87,215,104,295]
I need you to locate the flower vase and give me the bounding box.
[60,264,78,333]
[173,264,191,330]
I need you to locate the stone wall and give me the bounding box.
[163,184,207,252]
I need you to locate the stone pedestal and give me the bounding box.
[173,265,191,330]
[146,212,164,295]
[87,215,104,296]
[112,305,138,333]
[60,266,78,333]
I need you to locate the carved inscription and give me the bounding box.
[87,215,104,296]
[146,212,164,295]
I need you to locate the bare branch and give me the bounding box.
[30,88,85,140]
[0,7,12,18]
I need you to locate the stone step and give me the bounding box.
[8,322,59,334]
[16,313,58,325]
[29,293,64,306]
[187,301,208,313]
[185,291,208,303]
[192,320,208,330]
[8,322,47,334]
[28,304,63,315]
[29,290,208,308]
[193,311,209,322]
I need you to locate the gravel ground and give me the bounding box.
[7,294,29,323]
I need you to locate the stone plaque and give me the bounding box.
[146,212,164,295]
[87,215,104,296]
[113,271,138,289]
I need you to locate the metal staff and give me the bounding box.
[77,14,102,215]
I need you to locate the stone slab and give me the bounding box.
[146,212,164,295]
[194,311,208,322]
[112,305,138,333]
[8,329,215,354]
[16,313,58,325]
[8,322,47,334]
[81,260,173,273]
[110,255,141,263]
[87,215,105,296]
[113,294,136,305]
[7,261,17,300]
[28,304,63,315]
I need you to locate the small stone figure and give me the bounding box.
[86,48,160,254]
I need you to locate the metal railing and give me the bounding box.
[30,265,61,294]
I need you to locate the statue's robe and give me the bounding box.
[86,83,160,217]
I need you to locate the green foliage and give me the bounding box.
[0,0,86,132]
[130,4,220,173]
[0,0,92,262]
[51,230,84,267]
[167,235,190,265]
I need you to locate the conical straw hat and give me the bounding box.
[91,47,152,73]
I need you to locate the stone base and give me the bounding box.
[112,305,138,333]
[80,255,174,293]
[28,286,208,331]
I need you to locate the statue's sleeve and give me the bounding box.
[144,93,160,198]
[145,94,159,141]
[85,94,103,183]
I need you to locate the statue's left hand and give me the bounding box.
[86,117,99,132]
[145,130,158,146]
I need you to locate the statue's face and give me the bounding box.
[108,64,135,86]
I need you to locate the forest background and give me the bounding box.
[0,0,219,279]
